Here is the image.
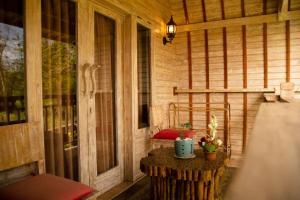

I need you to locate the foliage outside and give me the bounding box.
[0,24,26,124]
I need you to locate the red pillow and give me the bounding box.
[0,174,94,200]
[153,129,195,140]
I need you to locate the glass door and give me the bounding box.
[41,0,78,181]
[86,3,124,192]
[94,13,117,175]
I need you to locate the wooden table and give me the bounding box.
[140,147,228,200]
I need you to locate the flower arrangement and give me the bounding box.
[199,114,223,153]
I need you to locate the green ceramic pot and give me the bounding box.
[174,138,194,157]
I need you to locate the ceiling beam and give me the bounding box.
[278,0,290,21]
[278,0,289,13]
[177,10,300,32]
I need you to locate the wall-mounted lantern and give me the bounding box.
[163,16,176,45]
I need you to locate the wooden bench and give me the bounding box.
[0,173,99,200]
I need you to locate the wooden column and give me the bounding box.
[285,0,291,82]
[123,15,137,181]
[25,0,45,173]
[77,0,92,185]
[183,0,193,126]
[221,0,228,146]
[286,20,290,82]
[201,0,210,130]
[263,0,268,88]
[241,0,248,153]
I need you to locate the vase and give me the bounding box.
[174,138,194,158]
[204,151,217,161]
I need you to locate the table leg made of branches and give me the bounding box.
[140,148,228,200]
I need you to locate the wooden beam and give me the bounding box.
[173,87,276,94]
[201,0,210,133]
[182,0,189,24]
[173,87,300,94]
[278,0,289,21]
[187,32,193,125]
[177,10,300,32]
[263,0,268,88]
[123,15,136,182]
[279,0,289,13]
[25,0,45,174]
[263,23,268,88]
[284,10,300,20]
[221,0,229,147]
[286,1,291,82]
[286,20,291,82]
[241,0,248,153]
[182,0,193,126]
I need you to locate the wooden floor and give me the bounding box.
[113,177,151,200]
[112,167,236,200]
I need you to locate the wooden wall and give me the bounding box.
[171,0,300,165]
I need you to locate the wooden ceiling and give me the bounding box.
[170,0,300,25]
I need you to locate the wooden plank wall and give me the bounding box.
[171,0,300,165]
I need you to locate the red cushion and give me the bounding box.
[0,174,94,200]
[153,129,195,140]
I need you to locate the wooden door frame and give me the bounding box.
[24,0,44,172]
[78,0,125,193]
[123,16,155,181]
[134,19,155,180]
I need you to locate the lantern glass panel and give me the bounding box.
[168,25,175,34]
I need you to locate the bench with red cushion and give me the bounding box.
[152,129,195,140]
[0,174,95,200]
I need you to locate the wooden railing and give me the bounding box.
[0,96,26,125]
[43,95,77,146]
[0,95,77,147]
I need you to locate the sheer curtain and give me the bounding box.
[94,13,117,174]
[42,0,78,180]
[137,24,151,129]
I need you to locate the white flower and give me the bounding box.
[216,139,223,146]
[208,114,218,140]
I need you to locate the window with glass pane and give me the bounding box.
[0,0,26,126]
[137,24,151,129]
[42,0,78,181]
[94,13,117,175]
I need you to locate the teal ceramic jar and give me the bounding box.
[175,138,194,157]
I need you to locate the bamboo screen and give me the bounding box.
[0,0,26,125]
[137,24,151,129]
[94,12,117,175]
[42,0,78,181]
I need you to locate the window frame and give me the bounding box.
[0,0,27,126]
[137,23,152,129]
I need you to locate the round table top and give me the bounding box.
[141,147,228,172]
